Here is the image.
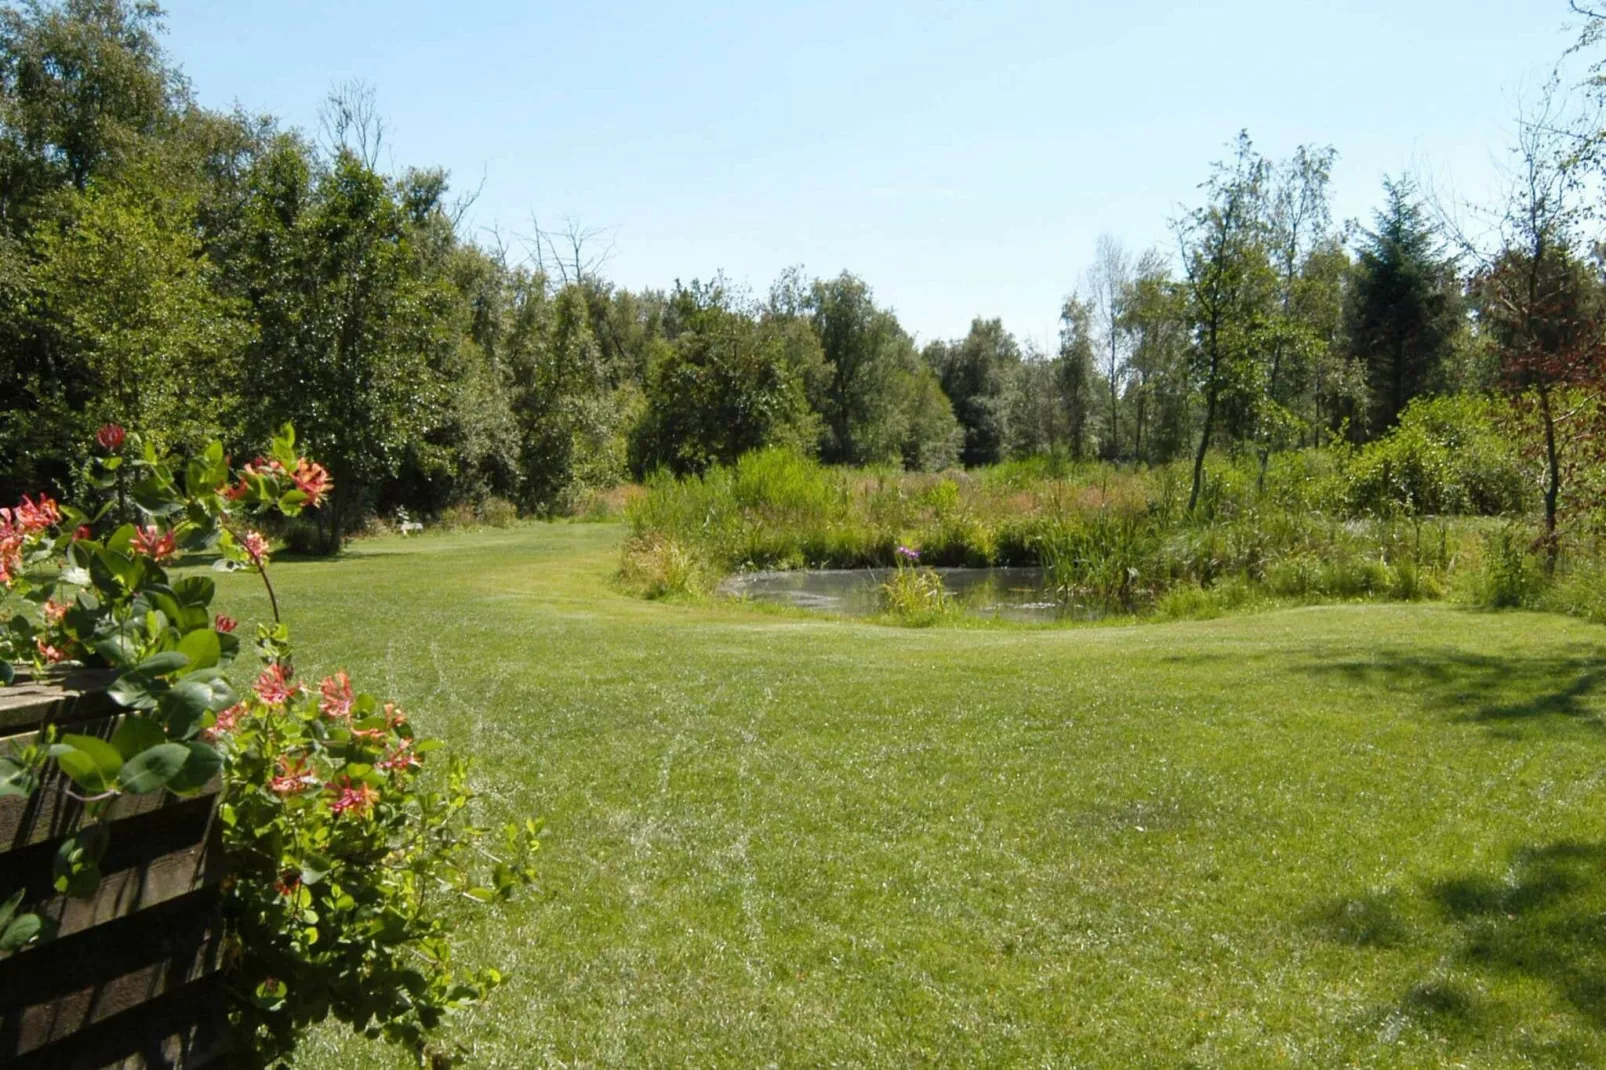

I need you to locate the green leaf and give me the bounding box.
[0,660,11,686]
[105,524,136,555]
[107,672,159,710]
[299,853,332,885]
[0,757,35,798]
[110,715,167,761]
[175,629,220,673]
[253,977,288,1011]
[166,741,222,795]
[172,576,215,608]
[135,651,190,677]
[118,743,191,794]
[54,735,123,793]
[0,912,45,952]
[0,889,22,932]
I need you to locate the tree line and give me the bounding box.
[1,0,1602,554]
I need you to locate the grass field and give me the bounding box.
[211,522,1606,1068]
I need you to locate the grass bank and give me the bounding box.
[209,523,1606,1068]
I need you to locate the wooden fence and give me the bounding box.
[0,670,229,1069]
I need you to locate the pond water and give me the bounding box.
[718,567,1088,623]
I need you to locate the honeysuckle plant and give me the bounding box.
[0,424,538,1069]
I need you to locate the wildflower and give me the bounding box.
[318,672,354,721]
[202,702,245,742]
[73,524,92,541]
[240,530,271,565]
[130,525,177,563]
[214,614,238,634]
[895,545,920,563]
[269,755,319,795]
[327,776,380,818]
[273,872,301,898]
[6,494,61,535]
[291,458,333,508]
[42,600,69,625]
[35,636,65,664]
[95,424,126,452]
[253,663,301,706]
[382,702,407,729]
[377,738,421,773]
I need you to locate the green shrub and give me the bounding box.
[1344,396,1529,517]
[1476,528,1542,608]
[479,496,519,527]
[881,554,954,625]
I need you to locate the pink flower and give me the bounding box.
[42,600,69,625]
[214,614,238,634]
[35,636,65,664]
[240,530,270,565]
[130,525,176,563]
[203,702,247,741]
[377,738,421,773]
[291,459,333,508]
[269,755,318,795]
[95,424,126,452]
[327,776,379,818]
[4,494,61,536]
[253,663,300,706]
[895,545,920,563]
[73,524,92,541]
[319,672,354,722]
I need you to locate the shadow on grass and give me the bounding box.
[1313,842,1606,1043]
[1303,647,1606,732]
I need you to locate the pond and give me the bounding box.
[717,567,1092,623]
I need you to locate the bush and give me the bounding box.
[880,552,953,625]
[1344,396,1529,517]
[1476,528,1542,608]
[479,496,519,528]
[620,533,703,599]
[0,425,539,1068]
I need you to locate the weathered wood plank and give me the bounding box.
[29,838,223,941]
[0,793,219,910]
[0,676,230,1068]
[0,670,120,734]
[0,747,220,851]
[0,887,222,1057]
[3,976,231,1070]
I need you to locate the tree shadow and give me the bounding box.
[1310,841,1606,1048]
[1428,842,1606,1030]
[1303,646,1606,733]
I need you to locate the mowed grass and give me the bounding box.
[210,523,1606,1068]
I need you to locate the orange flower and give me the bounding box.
[319,672,354,721]
[269,755,318,795]
[253,663,301,706]
[240,530,270,565]
[42,600,69,625]
[327,776,379,818]
[377,738,421,773]
[35,636,65,664]
[130,525,177,563]
[291,458,333,508]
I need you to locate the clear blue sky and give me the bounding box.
[163,0,1575,350]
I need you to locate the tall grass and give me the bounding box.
[621,445,1532,616]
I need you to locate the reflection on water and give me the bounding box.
[718,567,1089,623]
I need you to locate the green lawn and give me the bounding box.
[214,522,1606,1068]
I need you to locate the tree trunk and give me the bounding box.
[1538,384,1561,575]
[1188,382,1217,514]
